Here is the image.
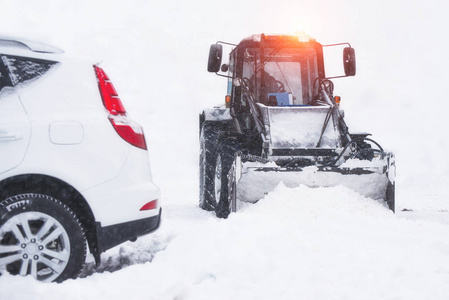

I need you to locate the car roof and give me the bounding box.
[0,35,64,54]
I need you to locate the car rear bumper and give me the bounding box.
[95,208,162,253]
[83,147,161,227]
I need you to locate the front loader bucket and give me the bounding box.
[228,152,396,212]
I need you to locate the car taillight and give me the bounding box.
[109,115,147,150]
[94,65,126,115]
[94,65,147,150]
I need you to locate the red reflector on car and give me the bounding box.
[140,199,158,211]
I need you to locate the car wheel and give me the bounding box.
[0,194,86,282]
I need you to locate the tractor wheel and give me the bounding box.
[0,194,86,282]
[199,123,219,211]
[214,140,239,218]
[386,182,395,213]
[199,122,231,211]
[228,163,237,214]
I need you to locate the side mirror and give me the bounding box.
[343,47,356,76]
[207,44,223,73]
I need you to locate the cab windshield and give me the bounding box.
[242,47,318,105]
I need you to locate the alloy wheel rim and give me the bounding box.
[0,211,71,282]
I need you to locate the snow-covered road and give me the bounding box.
[2,184,448,300]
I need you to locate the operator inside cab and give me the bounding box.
[241,46,318,106]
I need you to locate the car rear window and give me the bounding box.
[0,62,11,91]
[1,55,57,86]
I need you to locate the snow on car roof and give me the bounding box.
[0,35,64,54]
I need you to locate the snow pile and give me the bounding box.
[237,165,389,203]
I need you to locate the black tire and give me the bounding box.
[214,140,239,219]
[386,182,395,213]
[228,162,237,214]
[0,194,86,282]
[199,122,227,211]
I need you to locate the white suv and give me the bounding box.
[0,36,161,282]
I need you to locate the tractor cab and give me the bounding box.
[230,34,324,107]
[208,33,355,108]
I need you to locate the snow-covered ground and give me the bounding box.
[1,0,449,299]
[2,185,449,300]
